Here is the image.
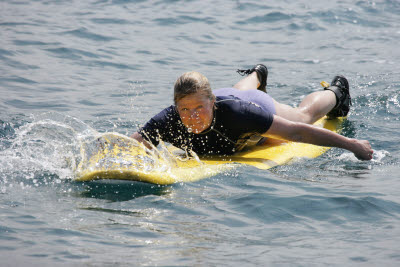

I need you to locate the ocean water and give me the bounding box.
[1,0,400,265]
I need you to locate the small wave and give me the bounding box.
[83,60,139,70]
[0,120,16,139]
[371,150,390,163]
[13,40,59,46]
[90,18,131,25]
[154,15,217,26]
[337,150,389,164]
[45,47,101,60]
[236,11,292,25]
[0,76,38,85]
[0,113,98,183]
[61,27,118,42]
[5,99,70,111]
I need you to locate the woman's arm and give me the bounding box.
[130,132,153,149]
[263,115,373,160]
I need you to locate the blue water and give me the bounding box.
[1,0,400,265]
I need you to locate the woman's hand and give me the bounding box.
[349,139,373,160]
[130,132,153,149]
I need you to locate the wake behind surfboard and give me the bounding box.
[74,117,345,185]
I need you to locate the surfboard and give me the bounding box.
[74,116,344,185]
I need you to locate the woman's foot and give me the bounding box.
[324,75,352,118]
[237,64,268,92]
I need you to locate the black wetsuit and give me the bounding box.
[139,95,274,155]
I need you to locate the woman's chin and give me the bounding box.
[187,126,205,134]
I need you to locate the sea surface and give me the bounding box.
[1,0,400,266]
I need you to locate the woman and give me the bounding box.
[131,64,373,160]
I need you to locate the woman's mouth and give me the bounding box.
[186,123,204,133]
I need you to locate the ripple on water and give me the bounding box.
[60,27,118,42]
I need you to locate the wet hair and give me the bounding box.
[173,71,215,104]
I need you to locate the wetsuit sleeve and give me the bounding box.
[138,106,177,147]
[235,101,274,134]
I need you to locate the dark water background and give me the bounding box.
[1,0,400,266]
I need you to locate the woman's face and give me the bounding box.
[176,91,215,134]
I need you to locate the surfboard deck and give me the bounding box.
[74,117,344,185]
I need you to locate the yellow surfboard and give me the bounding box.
[74,117,344,185]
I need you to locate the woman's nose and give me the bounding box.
[189,111,199,119]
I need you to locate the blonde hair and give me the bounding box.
[173,71,215,104]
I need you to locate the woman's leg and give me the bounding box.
[232,66,338,124]
[233,72,259,91]
[274,90,337,124]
